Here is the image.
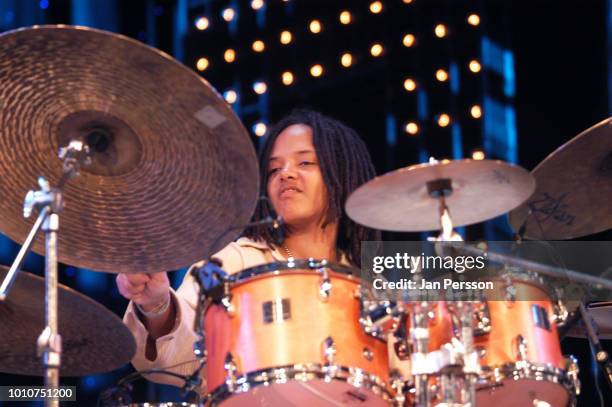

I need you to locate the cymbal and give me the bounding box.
[346,159,535,232]
[0,266,135,376]
[509,117,612,240]
[0,25,259,273]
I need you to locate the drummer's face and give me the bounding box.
[267,124,328,229]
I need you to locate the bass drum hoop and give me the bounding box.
[205,363,393,406]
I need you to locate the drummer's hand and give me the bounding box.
[116,272,170,312]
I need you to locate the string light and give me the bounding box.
[280,30,292,45]
[469,60,481,73]
[222,8,235,22]
[339,10,352,25]
[341,53,353,67]
[472,150,485,160]
[370,1,383,14]
[370,43,384,57]
[467,14,480,26]
[251,0,264,10]
[195,17,209,31]
[402,0,413,3]
[434,24,447,38]
[253,81,267,94]
[403,78,417,92]
[405,122,419,135]
[309,19,322,34]
[402,34,416,47]
[253,122,267,137]
[252,40,265,52]
[282,71,294,85]
[223,90,238,104]
[196,57,209,71]
[436,69,449,82]
[470,104,482,118]
[310,64,324,77]
[224,49,236,63]
[438,113,451,127]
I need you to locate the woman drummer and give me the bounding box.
[116,109,379,387]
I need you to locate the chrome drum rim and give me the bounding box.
[205,363,394,406]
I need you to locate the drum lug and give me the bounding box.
[318,267,332,301]
[362,347,373,361]
[353,284,362,299]
[503,275,517,303]
[474,301,492,335]
[565,355,581,395]
[322,336,336,364]
[221,281,235,316]
[389,370,406,405]
[322,336,338,380]
[224,352,238,392]
[514,334,528,361]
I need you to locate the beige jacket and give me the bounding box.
[123,237,310,388]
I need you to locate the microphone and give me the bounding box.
[191,258,226,302]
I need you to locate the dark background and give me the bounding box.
[0,0,610,405]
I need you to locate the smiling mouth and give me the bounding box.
[280,188,301,197]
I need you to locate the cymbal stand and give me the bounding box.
[426,178,463,243]
[0,140,90,407]
[579,302,612,389]
[409,300,432,407]
[426,178,479,405]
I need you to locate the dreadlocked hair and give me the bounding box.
[243,109,380,267]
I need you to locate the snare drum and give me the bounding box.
[474,275,580,407]
[203,260,393,406]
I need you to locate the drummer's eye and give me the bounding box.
[268,167,281,175]
[299,161,316,167]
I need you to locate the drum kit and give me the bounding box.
[0,25,610,407]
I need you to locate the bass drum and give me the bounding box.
[203,260,394,406]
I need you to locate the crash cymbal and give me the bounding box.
[509,117,612,240]
[0,25,259,273]
[0,266,135,376]
[346,159,535,232]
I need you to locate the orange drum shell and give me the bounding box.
[204,271,390,392]
[474,279,565,369]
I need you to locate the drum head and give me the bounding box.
[477,378,569,407]
[216,380,390,407]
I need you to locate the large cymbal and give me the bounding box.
[346,159,535,232]
[0,25,259,273]
[0,266,135,376]
[509,117,612,240]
